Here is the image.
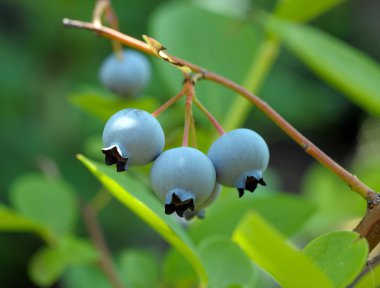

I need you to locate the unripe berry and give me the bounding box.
[99,49,151,97]
[207,128,269,197]
[150,147,216,217]
[102,109,164,172]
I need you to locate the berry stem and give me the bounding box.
[193,97,225,136]
[82,202,125,288]
[151,87,187,117]
[182,83,194,147]
[190,114,197,147]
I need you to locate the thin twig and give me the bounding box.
[151,87,187,117]
[63,18,380,251]
[193,97,225,136]
[182,83,194,147]
[62,18,375,202]
[82,204,125,288]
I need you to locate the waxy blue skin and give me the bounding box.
[99,50,151,97]
[102,109,165,171]
[150,147,216,217]
[207,128,269,196]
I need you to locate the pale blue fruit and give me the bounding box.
[99,50,151,97]
[150,147,216,217]
[207,128,269,197]
[102,108,164,172]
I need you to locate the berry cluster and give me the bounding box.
[102,108,269,219]
[99,50,269,220]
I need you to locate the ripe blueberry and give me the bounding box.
[150,147,216,217]
[207,128,269,197]
[102,108,164,172]
[99,49,151,97]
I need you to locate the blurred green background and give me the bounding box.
[1,0,380,287]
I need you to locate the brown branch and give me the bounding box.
[82,204,125,288]
[63,18,380,250]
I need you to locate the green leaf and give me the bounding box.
[190,191,315,244]
[0,205,54,243]
[63,265,110,288]
[274,0,346,22]
[29,236,98,287]
[149,2,263,121]
[199,237,258,288]
[162,248,197,288]
[302,231,368,288]
[10,173,78,236]
[69,90,158,121]
[233,211,334,288]
[29,246,67,287]
[266,17,380,115]
[118,250,159,288]
[77,154,207,285]
[355,262,380,288]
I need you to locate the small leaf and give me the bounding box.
[29,246,67,287]
[29,236,98,287]
[199,237,258,288]
[69,90,158,121]
[190,192,315,244]
[77,154,207,285]
[63,265,110,288]
[302,231,368,288]
[118,250,159,288]
[10,173,78,236]
[266,17,380,115]
[162,248,197,288]
[233,211,334,288]
[0,205,54,243]
[275,0,346,22]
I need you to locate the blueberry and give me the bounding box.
[150,147,216,217]
[102,108,164,171]
[99,49,151,97]
[207,128,269,197]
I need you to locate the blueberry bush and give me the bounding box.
[1,0,380,287]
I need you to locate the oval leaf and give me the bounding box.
[233,211,334,288]
[302,231,368,288]
[10,173,78,236]
[199,237,258,288]
[0,205,53,243]
[77,154,207,285]
[266,17,380,115]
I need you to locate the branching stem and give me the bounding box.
[63,18,380,251]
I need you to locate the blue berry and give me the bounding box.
[99,49,151,97]
[207,128,269,197]
[102,109,164,172]
[150,147,216,217]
